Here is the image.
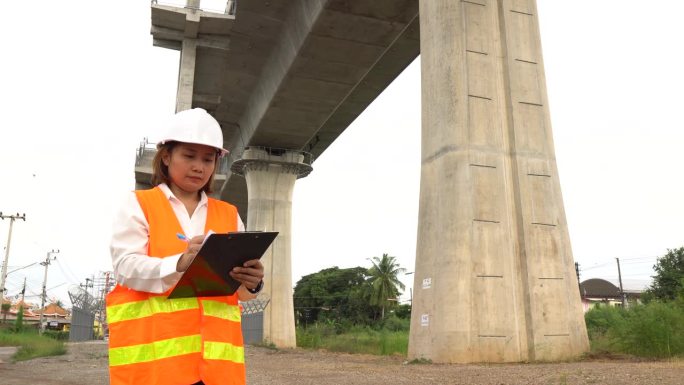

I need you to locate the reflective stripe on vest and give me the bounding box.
[110,338,246,367]
[107,296,199,324]
[201,300,241,322]
[107,187,245,385]
[204,341,245,363]
[109,334,202,366]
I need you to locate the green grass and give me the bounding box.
[298,302,684,359]
[0,329,66,361]
[296,324,408,356]
[407,357,432,364]
[585,301,684,358]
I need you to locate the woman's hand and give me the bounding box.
[230,259,264,291]
[176,235,205,272]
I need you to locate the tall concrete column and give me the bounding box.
[408,0,588,363]
[231,147,312,348]
[176,38,197,113]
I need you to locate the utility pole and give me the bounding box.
[81,277,93,310]
[39,249,60,333]
[90,274,95,301]
[102,272,111,338]
[0,212,26,298]
[616,257,626,308]
[575,262,582,296]
[20,277,26,304]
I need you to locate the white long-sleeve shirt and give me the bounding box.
[110,183,244,293]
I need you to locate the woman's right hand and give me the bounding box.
[176,235,205,272]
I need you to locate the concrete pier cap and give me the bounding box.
[230,146,313,180]
[230,146,312,347]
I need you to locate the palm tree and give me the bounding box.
[367,253,406,319]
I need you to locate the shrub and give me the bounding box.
[13,307,24,332]
[611,302,684,357]
[382,314,409,332]
[0,329,66,361]
[296,323,408,355]
[585,301,684,358]
[43,330,69,341]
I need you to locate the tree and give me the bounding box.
[367,253,406,319]
[645,247,684,302]
[1,302,10,323]
[293,266,373,327]
[14,305,24,332]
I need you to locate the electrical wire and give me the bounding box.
[55,258,80,284]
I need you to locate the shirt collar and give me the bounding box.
[158,183,208,207]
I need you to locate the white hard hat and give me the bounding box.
[157,108,228,156]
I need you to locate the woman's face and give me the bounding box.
[162,142,217,194]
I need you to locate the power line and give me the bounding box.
[54,258,80,284]
[580,261,613,271]
[619,255,659,262]
[620,260,657,265]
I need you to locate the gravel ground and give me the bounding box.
[0,341,682,385]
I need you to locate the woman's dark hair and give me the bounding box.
[151,142,217,194]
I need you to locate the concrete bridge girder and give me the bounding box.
[149,0,420,218]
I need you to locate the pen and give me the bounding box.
[176,233,189,242]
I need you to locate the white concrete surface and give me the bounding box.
[234,148,312,348]
[408,0,588,363]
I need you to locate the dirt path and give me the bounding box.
[0,341,682,384]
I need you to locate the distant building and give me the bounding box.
[579,278,651,311]
[0,297,40,325]
[41,303,70,331]
[0,298,72,330]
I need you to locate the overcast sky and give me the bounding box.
[1,0,683,306]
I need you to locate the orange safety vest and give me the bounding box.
[106,187,245,385]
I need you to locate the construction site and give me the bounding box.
[2,0,684,383]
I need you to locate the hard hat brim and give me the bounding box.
[158,139,229,157]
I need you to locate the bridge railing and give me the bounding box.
[135,137,156,167]
[135,137,230,175]
[151,0,237,15]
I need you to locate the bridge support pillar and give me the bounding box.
[409,0,588,363]
[231,147,312,348]
[176,38,197,113]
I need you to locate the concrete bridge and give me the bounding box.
[136,0,588,363]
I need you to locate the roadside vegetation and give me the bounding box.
[0,307,66,361]
[296,318,409,356]
[585,247,684,358]
[294,248,684,360]
[293,253,411,355]
[586,301,684,357]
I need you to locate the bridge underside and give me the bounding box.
[152,0,420,218]
[147,0,588,362]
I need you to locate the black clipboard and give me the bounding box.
[168,231,278,299]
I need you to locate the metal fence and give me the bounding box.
[241,312,264,344]
[69,307,94,342]
[240,298,269,345]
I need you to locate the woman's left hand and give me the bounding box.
[230,259,264,290]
